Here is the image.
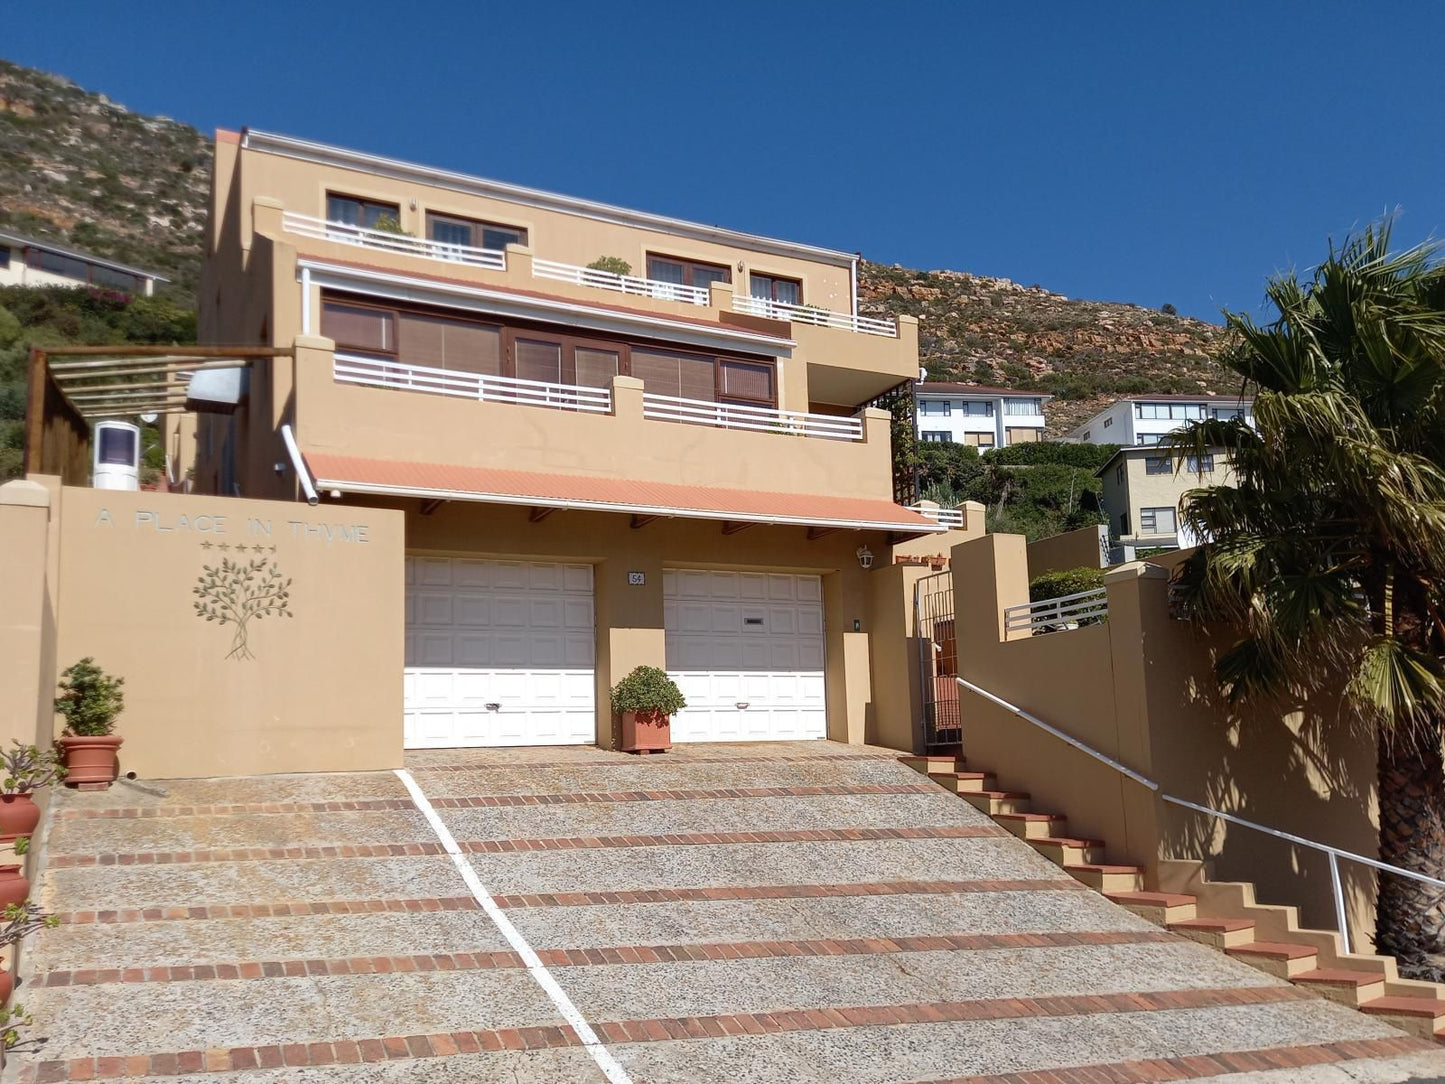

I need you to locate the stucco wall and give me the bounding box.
[51,487,405,779]
[1026,524,1110,578]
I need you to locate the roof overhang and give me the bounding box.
[243,128,856,269]
[0,230,168,282]
[297,258,796,357]
[304,452,944,536]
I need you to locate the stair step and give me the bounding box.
[1028,836,1105,864]
[1226,941,1318,979]
[899,756,965,775]
[1105,891,1197,925]
[929,771,996,794]
[1293,969,1387,1008]
[1360,996,1445,1041]
[995,812,1067,840]
[961,791,1031,815]
[1065,863,1144,893]
[1168,917,1256,949]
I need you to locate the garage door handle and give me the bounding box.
[485,702,501,712]
[735,702,750,710]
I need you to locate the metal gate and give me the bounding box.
[913,571,961,752]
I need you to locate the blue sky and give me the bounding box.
[9,3,1444,322]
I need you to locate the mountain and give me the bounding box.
[0,58,1229,437]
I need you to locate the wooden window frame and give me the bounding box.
[425,211,529,252]
[325,192,401,229]
[645,252,732,288]
[749,271,803,305]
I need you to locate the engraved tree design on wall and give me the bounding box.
[193,557,293,660]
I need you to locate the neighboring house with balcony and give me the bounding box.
[914,383,1050,449]
[1068,394,1253,446]
[0,229,165,296]
[1096,445,1233,558]
[172,126,941,752]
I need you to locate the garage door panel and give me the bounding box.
[405,558,595,748]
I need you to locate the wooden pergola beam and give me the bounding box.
[630,514,660,530]
[721,521,752,535]
[528,507,556,523]
[418,499,446,516]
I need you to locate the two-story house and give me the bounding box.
[1096,446,1234,558]
[1068,395,1253,446]
[914,383,1050,449]
[177,127,941,751]
[0,229,166,296]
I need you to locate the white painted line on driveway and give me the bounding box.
[394,768,633,1083]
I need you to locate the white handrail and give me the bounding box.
[532,258,710,306]
[283,212,507,270]
[732,294,897,337]
[641,392,864,440]
[334,353,612,413]
[909,505,965,528]
[954,675,1445,954]
[1004,588,1109,633]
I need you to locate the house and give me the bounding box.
[0,229,165,296]
[1095,445,1233,557]
[914,382,1050,449]
[1067,394,1253,446]
[129,126,947,754]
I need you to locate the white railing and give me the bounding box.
[1003,588,1109,634]
[333,354,611,413]
[283,212,507,271]
[955,676,1445,955]
[532,258,710,306]
[909,505,965,529]
[642,393,864,440]
[733,295,898,337]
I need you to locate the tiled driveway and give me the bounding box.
[10,742,1445,1082]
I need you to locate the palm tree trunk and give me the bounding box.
[1375,726,1445,981]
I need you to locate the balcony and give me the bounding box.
[733,294,897,338]
[531,258,709,306]
[909,505,965,529]
[282,212,506,270]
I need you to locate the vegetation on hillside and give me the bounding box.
[0,285,195,480]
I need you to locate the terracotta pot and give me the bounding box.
[0,964,13,1005]
[0,795,39,844]
[0,866,28,910]
[59,735,123,789]
[621,710,672,754]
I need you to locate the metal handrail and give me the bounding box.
[1004,588,1109,634]
[955,675,1445,954]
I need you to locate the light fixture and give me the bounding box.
[856,545,874,570]
[408,198,417,211]
[737,260,745,272]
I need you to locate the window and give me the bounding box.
[1186,454,1215,473]
[1005,428,1039,445]
[1116,464,1126,486]
[646,254,731,290]
[1136,401,1204,421]
[1120,512,1130,536]
[1102,416,1113,428]
[0,246,9,269]
[1136,435,1162,446]
[1145,456,1172,474]
[326,193,401,230]
[1211,406,1244,422]
[961,400,993,416]
[322,299,502,376]
[750,273,801,306]
[631,347,718,401]
[920,400,952,416]
[921,431,952,443]
[426,212,528,252]
[91,265,143,293]
[26,247,89,282]
[963,433,995,449]
[1004,398,1041,415]
[1081,430,1091,441]
[1139,507,1177,535]
[322,302,396,355]
[97,426,137,466]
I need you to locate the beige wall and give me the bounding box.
[1102,450,1234,544]
[50,488,405,779]
[0,482,54,751]
[950,533,1380,948]
[1026,524,1110,578]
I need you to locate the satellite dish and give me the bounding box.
[140,412,159,425]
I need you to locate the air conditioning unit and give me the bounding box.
[93,420,140,491]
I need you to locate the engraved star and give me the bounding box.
[269,545,277,553]
[200,541,212,550]
[218,542,230,552]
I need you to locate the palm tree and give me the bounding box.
[1166,220,1445,980]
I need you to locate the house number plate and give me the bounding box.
[627,571,646,585]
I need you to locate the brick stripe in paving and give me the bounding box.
[52,877,1086,926]
[30,929,1179,988]
[410,750,897,772]
[52,782,938,821]
[22,986,1366,1082]
[46,824,1009,868]
[915,1036,1437,1083]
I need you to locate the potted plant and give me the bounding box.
[0,900,54,1006]
[0,744,63,843]
[0,839,30,912]
[53,658,125,789]
[610,666,686,755]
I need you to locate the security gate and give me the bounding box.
[914,571,961,752]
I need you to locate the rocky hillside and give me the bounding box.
[859,264,1229,434]
[0,59,211,303]
[0,58,1228,430]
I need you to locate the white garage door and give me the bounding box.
[664,569,827,742]
[404,557,595,748]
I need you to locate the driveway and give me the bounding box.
[10,742,1445,1082]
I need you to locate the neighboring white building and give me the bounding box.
[0,230,166,296]
[914,382,1050,449]
[1068,395,1254,446]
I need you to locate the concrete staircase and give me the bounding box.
[903,754,1445,1042]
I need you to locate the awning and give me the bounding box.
[304,452,944,535]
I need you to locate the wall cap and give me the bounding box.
[504,242,534,257]
[1103,561,1171,583]
[252,196,284,210]
[0,480,51,508]
[896,314,919,327]
[611,375,644,391]
[962,500,986,513]
[292,334,336,350]
[861,407,890,421]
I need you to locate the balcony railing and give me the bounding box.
[283,212,507,271]
[1004,588,1109,635]
[642,393,864,441]
[909,505,965,528]
[531,258,710,306]
[334,354,612,413]
[733,295,897,338]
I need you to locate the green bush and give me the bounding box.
[586,256,632,277]
[53,658,125,736]
[1029,566,1106,603]
[610,666,686,717]
[985,441,1119,469]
